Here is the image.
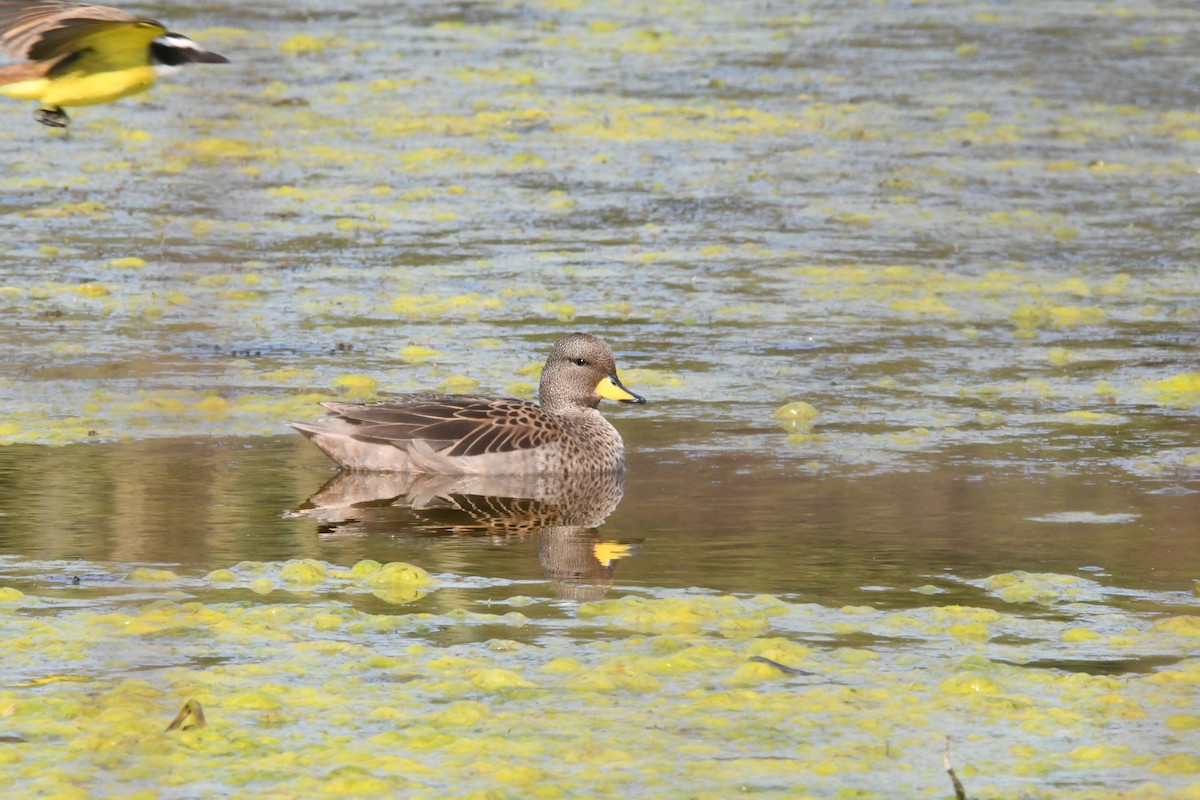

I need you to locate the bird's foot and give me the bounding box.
[35,107,70,128]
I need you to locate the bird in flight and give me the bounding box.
[0,0,228,128]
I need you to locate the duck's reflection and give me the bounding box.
[292,471,634,598]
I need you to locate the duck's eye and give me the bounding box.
[573,358,588,366]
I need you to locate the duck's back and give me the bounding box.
[291,394,626,474]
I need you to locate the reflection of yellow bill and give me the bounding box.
[593,542,634,567]
[5,675,90,688]
[595,374,646,404]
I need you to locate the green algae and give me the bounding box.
[2,559,1198,799]
[0,556,1195,800]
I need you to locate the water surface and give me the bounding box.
[1,0,1199,796]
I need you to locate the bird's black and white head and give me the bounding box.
[150,32,229,73]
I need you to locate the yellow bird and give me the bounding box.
[0,0,227,128]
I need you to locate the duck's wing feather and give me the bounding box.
[321,396,561,458]
[0,2,143,60]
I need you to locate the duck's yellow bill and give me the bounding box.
[596,374,646,404]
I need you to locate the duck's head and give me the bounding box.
[539,333,646,412]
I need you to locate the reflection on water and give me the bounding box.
[0,433,1196,609]
[1,436,1198,798]
[292,468,630,599]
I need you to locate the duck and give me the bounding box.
[291,333,646,474]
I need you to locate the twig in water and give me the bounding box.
[749,655,814,675]
[943,736,967,800]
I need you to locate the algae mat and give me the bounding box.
[1,558,1199,800]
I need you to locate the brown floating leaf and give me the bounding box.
[166,699,207,732]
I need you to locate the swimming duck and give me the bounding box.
[291,333,646,474]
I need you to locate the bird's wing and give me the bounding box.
[0,2,152,60]
[321,396,562,458]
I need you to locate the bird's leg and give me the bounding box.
[35,107,70,128]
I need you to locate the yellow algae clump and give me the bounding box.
[1062,627,1101,643]
[1166,715,1200,730]
[206,569,237,582]
[748,638,813,665]
[947,623,991,643]
[129,395,188,414]
[365,562,432,589]
[183,138,261,160]
[435,700,490,726]
[399,345,440,364]
[578,595,770,635]
[331,374,379,398]
[0,587,24,601]
[1050,277,1091,296]
[727,660,788,686]
[718,616,771,637]
[126,568,180,583]
[391,293,503,319]
[1150,616,1200,637]
[542,657,584,675]
[106,257,147,269]
[507,152,549,169]
[564,662,661,694]
[542,302,576,320]
[940,671,1002,695]
[334,217,375,232]
[311,613,341,632]
[1047,347,1073,366]
[1068,743,1133,765]
[1047,304,1105,326]
[1010,303,1106,333]
[620,369,683,388]
[773,401,819,434]
[505,382,536,397]
[194,396,230,418]
[438,375,480,394]
[891,296,960,316]
[1061,410,1122,425]
[1144,372,1200,408]
[267,185,314,200]
[320,774,391,794]
[279,560,330,584]
[835,648,881,665]
[471,669,536,691]
[26,200,109,218]
[350,559,382,577]
[225,691,282,711]
[1151,753,1200,774]
[280,34,326,54]
[983,571,1093,604]
[74,283,110,298]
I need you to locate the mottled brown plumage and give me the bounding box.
[291,333,646,474]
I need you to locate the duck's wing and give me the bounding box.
[0,1,156,61]
[320,396,562,458]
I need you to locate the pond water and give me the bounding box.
[1,0,1198,797]
[1,435,1198,605]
